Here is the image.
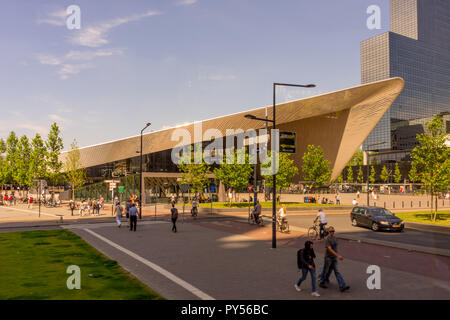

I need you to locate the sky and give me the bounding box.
[0,0,390,150]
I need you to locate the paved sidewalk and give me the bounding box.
[61,219,449,300]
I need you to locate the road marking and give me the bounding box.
[82,228,215,300]
[0,206,59,218]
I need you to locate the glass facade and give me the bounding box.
[362,0,450,154]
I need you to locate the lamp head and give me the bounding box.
[244,114,257,120]
[306,84,316,88]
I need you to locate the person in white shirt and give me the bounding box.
[314,209,328,239]
[277,204,287,227]
[352,199,358,206]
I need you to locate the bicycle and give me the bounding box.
[276,217,290,233]
[248,209,265,226]
[308,221,328,240]
[191,206,198,219]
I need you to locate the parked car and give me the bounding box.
[350,206,404,232]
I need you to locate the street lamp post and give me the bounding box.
[245,82,315,249]
[140,123,151,219]
[364,141,386,206]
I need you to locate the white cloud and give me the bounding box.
[37,9,66,27]
[70,10,161,48]
[16,123,49,136]
[48,114,69,124]
[176,0,198,6]
[36,48,123,79]
[198,73,237,81]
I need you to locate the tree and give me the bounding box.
[30,134,47,182]
[214,149,253,203]
[45,123,64,186]
[0,139,6,185]
[348,149,364,166]
[300,145,330,196]
[409,162,419,183]
[357,166,364,183]
[4,131,19,184]
[380,165,389,183]
[369,166,376,184]
[394,163,403,183]
[64,140,86,203]
[346,166,354,183]
[410,115,450,222]
[15,135,32,187]
[263,151,300,202]
[178,144,210,199]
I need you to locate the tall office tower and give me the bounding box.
[361,0,450,161]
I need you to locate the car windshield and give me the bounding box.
[369,208,395,216]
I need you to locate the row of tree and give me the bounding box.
[0,123,64,188]
[335,163,405,184]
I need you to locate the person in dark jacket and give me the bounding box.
[295,241,320,297]
[171,204,179,233]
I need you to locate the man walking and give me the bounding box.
[115,201,123,228]
[318,226,350,292]
[129,203,138,231]
[253,200,262,224]
[171,204,179,233]
[295,241,320,297]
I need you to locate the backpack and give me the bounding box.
[297,249,304,269]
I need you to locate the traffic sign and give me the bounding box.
[109,183,117,187]
[119,186,124,193]
[104,180,114,183]
[247,185,254,193]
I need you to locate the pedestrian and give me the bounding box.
[69,200,75,216]
[93,199,98,216]
[79,200,87,216]
[314,209,328,239]
[171,204,178,233]
[318,227,350,292]
[253,200,262,224]
[295,241,320,297]
[356,190,360,199]
[28,195,33,209]
[352,199,358,206]
[87,198,92,215]
[99,195,104,210]
[9,194,13,206]
[129,203,138,231]
[115,201,123,228]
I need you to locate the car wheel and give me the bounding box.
[352,218,358,227]
[371,222,379,231]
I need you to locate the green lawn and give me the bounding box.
[395,210,450,226]
[0,229,164,300]
[198,201,343,208]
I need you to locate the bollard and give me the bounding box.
[411,201,413,208]
[393,202,395,208]
[419,201,421,207]
[427,201,429,207]
[384,202,386,208]
[402,201,404,208]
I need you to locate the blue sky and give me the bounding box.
[0,0,390,150]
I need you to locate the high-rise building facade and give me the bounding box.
[361,0,450,156]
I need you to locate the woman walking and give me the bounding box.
[115,201,123,228]
[295,241,320,297]
[171,204,178,233]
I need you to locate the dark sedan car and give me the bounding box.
[350,206,405,232]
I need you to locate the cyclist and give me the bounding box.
[253,200,262,224]
[277,204,287,228]
[314,209,328,239]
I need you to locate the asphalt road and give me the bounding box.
[286,214,450,251]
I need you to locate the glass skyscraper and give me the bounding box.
[361,0,450,156]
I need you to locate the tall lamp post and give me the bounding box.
[245,82,315,249]
[364,141,386,206]
[139,123,151,219]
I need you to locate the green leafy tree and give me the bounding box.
[380,165,389,183]
[0,139,6,185]
[178,144,210,199]
[5,131,19,184]
[348,150,364,166]
[45,123,64,187]
[30,134,47,181]
[214,149,253,203]
[263,151,299,202]
[410,115,450,222]
[357,166,364,183]
[300,145,330,197]
[64,140,86,203]
[15,135,32,187]
[346,166,354,183]
[333,172,344,184]
[394,163,403,183]
[409,162,419,183]
[369,166,376,184]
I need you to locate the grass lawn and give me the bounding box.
[395,210,450,226]
[0,229,164,300]
[199,201,342,208]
